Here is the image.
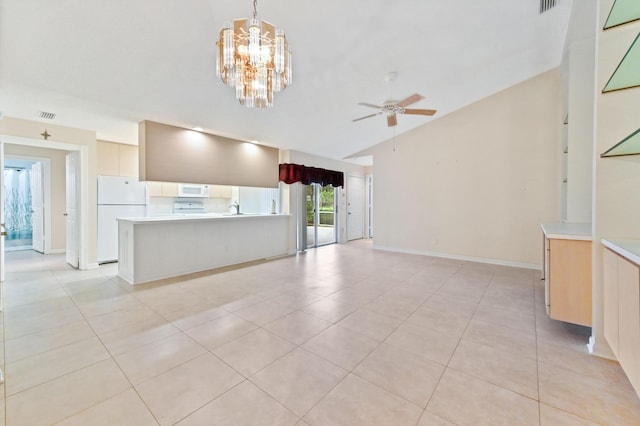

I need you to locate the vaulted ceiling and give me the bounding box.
[0,0,573,164]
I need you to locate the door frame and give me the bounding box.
[5,155,52,253]
[0,135,89,271]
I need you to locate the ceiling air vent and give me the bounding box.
[37,111,56,120]
[540,0,557,14]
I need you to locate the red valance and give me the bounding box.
[279,163,344,187]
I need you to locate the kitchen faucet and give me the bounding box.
[230,201,240,215]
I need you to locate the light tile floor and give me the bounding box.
[1,241,640,425]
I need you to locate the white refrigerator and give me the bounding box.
[97,176,147,264]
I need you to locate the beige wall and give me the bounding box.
[0,116,98,265]
[139,121,279,188]
[591,0,640,357]
[367,69,563,266]
[4,145,67,251]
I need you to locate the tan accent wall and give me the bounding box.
[4,144,67,251]
[0,116,98,264]
[367,69,562,265]
[139,121,279,187]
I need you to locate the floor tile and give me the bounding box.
[337,309,403,341]
[428,369,539,425]
[539,403,600,425]
[184,313,257,350]
[363,294,422,320]
[302,325,379,370]
[6,359,130,426]
[55,389,158,426]
[234,299,297,326]
[98,316,181,356]
[162,302,234,331]
[4,320,95,363]
[264,311,332,345]
[213,328,295,377]
[87,304,166,335]
[302,298,359,323]
[6,336,110,395]
[177,380,299,425]
[303,374,423,426]
[538,361,640,425]
[114,332,206,384]
[385,322,460,365]
[417,410,456,426]
[354,343,444,407]
[135,352,244,425]
[406,306,471,337]
[462,317,537,361]
[251,347,348,416]
[448,339,538,399]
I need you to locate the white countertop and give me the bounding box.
[117,213,290,224]
[602,239,640,266]
[541,222,592,241]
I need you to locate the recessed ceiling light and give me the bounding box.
[192,127,204,132]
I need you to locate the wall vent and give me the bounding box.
[540,0,557,14]
[37,111,56,120]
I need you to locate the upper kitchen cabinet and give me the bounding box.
[97,141,139,178]
[138,121,279,188]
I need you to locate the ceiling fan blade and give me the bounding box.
[357,102,383,109]
[397,93,425,107]
[403,108,437,116]
[352,112,382,122]
[387,114,398,127]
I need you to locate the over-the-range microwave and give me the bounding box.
[177,183,210,198]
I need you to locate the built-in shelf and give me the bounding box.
[604,0,640,30]
[603,33,640,93]
[601,127,640,157]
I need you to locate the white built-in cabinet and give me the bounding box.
[603,242,640,397]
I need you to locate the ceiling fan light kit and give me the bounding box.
[216,0,292,108]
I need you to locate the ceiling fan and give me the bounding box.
[352,72,437,127]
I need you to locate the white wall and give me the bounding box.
[367,69,563,267]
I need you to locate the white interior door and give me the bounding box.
[347,175,364,241]
[65,152,79,268]
[31,162,44,253]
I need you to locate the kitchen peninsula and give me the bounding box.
[117,213,292,285]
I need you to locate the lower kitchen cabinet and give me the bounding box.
[603,244,640,396]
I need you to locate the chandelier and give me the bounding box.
[216,0,292,108]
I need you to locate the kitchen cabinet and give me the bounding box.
[97,141,139,177]
[541,223,592,326]
[602,240,640,396]
[212,185,233,199]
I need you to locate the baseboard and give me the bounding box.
[372,244,541,270]
[86,262,99,270]
[45,248,65,254]
[587,335,617,361]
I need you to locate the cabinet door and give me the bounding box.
[118,144,139,177]
[161,183,178,197]
[146,182,162,197]
[603,248,619,357]
[97,142,119,176]
[618,256,640,395]
[549,239,592,326]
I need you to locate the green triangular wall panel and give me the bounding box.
[601,128,640,157]
[603,33,640,93]
[604,0,640,29]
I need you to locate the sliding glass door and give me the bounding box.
[306,183,336,248]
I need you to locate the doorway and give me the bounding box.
[3,159,36,251]
[0,135,89,282]
[347,175,364,241]
[306,183,337,248]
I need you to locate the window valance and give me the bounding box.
[278,163,344,187]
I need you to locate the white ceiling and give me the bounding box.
[0,0,573,165]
